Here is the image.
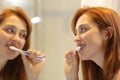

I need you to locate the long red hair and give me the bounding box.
[71,7,120,80]
[0,7,32,80]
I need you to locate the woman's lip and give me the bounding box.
[75,44,83,47]
[75,43,81,46]
[7,44,18,48]
[75,42,86,46]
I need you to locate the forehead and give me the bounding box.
[1,15,27,30]
[76,14,98,29]
[76,14,91,26]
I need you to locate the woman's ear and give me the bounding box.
[102,27,113,40]
[107,27,113,39]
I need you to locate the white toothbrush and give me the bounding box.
[9,46,45,61]
[71,46,83,56]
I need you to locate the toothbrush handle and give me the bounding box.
[24,51,45,61]
[24,51,30,56]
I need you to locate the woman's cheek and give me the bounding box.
[20,40,26,49]
[81,30,103,52]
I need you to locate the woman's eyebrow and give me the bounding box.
[5,24,16,27]
[76,24,88,29]
[6,24,27,32]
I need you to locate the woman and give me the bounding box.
[64,7,120,80]
[0,7,45,80]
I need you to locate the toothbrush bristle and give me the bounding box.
[75,46,83,51]
[9,46,17,50]
[79,46,83,50]
[9,46,23,52]
[71,46,83,56]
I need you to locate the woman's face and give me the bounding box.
[0,15,27,60]
[74,14,107,61]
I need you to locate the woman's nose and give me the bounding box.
[74,34,81,42]
[12,34,20,41]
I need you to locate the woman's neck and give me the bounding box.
[0,57,8,71]
[91,51,104,69]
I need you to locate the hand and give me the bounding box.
[20,49,45,80]
[64,49,79,80]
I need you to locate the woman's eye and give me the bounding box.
[5,27,15,33]
[20,33,27,39]
[79,27,88,33]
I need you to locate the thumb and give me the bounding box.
[20,53,31,67]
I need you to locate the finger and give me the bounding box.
[20,49,40,65]
[20,52,31,67]
[27,50,46,65]
[65,49,80,64]
[65,49,73,60]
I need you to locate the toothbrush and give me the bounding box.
[71,46,83,56]
[9,46,45,61]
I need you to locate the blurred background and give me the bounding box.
[0,0,120,80]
